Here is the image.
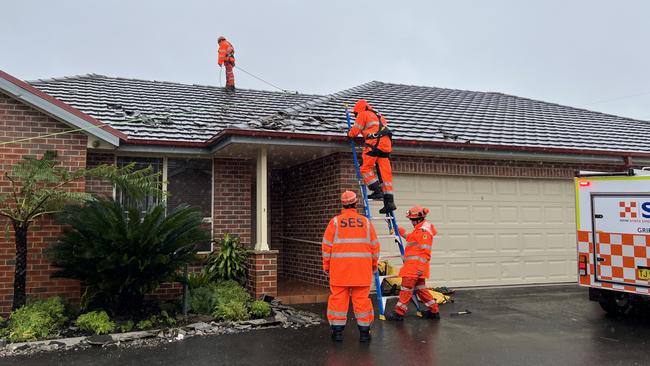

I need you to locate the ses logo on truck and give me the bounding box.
[619,201,650,219]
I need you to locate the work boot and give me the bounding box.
[423,310,441,320]
[330,325,344,342]
[367,182,384,200]
[385,311,404,321]
[379,194,397,214]
[358,326,372,343]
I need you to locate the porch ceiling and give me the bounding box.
[214,142,345,169]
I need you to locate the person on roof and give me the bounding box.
[387,206,440,321]
[348,99,396,214]
[217,36,236,91]
[322,190,380,342]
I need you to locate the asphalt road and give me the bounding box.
[3,285,650,366]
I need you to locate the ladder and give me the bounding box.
[344,107,422,320]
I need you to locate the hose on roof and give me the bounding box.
[233,64,288,93]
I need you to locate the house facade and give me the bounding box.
[1,70,649,313]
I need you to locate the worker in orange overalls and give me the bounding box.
[387,206,440,321]
[217,36,236,91]
[348,99,396,214]
[322,190,380,342]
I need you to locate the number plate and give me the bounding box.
[638,267,650,280]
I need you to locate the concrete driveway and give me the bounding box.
[3,285,649,366]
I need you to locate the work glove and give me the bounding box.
[372,266,378,274]
[398,227,407,238]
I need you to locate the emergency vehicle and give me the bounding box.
[575,169,650,314]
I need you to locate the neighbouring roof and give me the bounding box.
[30,74,320,143]
[30,75,650,154]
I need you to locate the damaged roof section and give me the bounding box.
[257,81,650,154]
[29,74,320,142]
[29,75,650,154]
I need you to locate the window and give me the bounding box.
[115,156,214,252]
[167,158,213,252]
[116,157,163,212]
[167,158,212,218]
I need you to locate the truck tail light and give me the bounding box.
[579,255,588,276]
[579,180,591,187]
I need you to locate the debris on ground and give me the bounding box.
[0,301,322,357]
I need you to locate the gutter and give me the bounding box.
[117,128,649,166]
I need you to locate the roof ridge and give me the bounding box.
[30,73,321,97]
[278,81,379,115]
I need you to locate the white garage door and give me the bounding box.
[382,174,577,287]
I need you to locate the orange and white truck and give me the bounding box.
[575,169,650,314]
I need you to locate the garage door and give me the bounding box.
[383,174,576,287]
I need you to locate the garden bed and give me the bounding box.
[0,301,321,357]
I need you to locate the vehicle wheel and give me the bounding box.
[598,291,632,315]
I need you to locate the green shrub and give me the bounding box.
[189,286,219,315]
[206,234,248,283]
[186,270,214,290]
[136,319,154,330]
[213,301,249,321]
[214,280,251,305]
[118,320,134,333]
[47,199,208,316]
[8,298,67,342]
[75,311,115,335]
[250,300,272,319]
[159,310,176,327]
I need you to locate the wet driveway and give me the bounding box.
[3,285,649,366]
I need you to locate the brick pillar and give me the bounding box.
[245,250,278,299]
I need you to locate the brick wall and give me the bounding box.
[269,169,284,275]
[85,150,116,196]
[0,92,87,313]
[245,250,278,298]
[213,158,254,247]
[277,153,357,287]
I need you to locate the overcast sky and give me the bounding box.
[2,0,649,120]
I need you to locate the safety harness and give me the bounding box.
[365,110,393,158]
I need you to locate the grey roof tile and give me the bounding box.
[29,76,650,154]
[29,74,320,143]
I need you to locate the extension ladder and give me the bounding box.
[344,107,421,320]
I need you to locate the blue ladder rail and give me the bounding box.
[344,106,422,320]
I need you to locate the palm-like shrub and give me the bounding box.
[47,199,208,316]
[206,233,248,283]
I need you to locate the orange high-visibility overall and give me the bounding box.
[322,208,379,327]
[218,40,236,88]
[395,220,439,315]
[348,103,393,195]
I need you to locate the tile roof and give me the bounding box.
[260,81,650,154]
[29,74,320,143]
[30,75,650,154]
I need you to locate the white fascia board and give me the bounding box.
[0,78,120,146]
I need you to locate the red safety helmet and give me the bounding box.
[341,190,358,205]
[406,206,429,219]
[353,99,372,114]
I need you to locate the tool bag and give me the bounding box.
[378,260,402,296]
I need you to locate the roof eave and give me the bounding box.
[0,70,127,146]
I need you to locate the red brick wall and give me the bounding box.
[269,170,284,275]
[213,158,254,248]
[245,250,278,298]
[277,153,357,287]
[85,150,116,197]
[0,92,87,313]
